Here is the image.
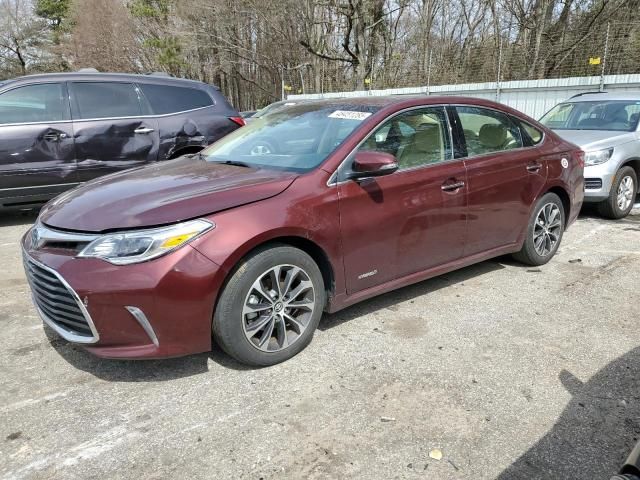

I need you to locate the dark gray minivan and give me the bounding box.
[0,72,244,210]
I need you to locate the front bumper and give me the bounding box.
[583,162,616,202]
[22,228,226,359]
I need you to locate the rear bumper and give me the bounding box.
[22,229,226,359]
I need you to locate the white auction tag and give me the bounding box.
[328,110,372,120]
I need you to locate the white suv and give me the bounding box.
[540,92,639,219]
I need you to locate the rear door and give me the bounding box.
[69,81,159,182]
[453,105,548,256]
[0,82,77,205]
[337,106,467,294]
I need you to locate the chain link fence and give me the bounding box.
[281,22,640,98]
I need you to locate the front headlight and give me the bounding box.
[584,148,614,166]
[78,219,214,265]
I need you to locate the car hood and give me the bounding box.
[552,129,637,150]
[39,157,297,233]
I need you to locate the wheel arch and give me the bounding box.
[620,157,640,181]
[216,234,336,307]
[546,185,571,227]
[167,145,204,159]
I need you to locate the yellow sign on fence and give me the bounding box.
[589,57,601,65]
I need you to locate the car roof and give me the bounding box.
[566,91,640,102]
[1,72,219,91]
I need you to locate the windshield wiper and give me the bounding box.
[213,160,252,168]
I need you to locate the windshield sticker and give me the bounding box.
[329,110,372,121]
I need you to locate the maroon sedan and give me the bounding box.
[21,96,584,365]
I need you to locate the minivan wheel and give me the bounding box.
[213,245,325,366]
[513,192,565,266]
[597,166,637,219]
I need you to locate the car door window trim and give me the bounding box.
[0,82,70,126]
[327,104,463,186]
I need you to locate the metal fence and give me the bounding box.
[289,74,640,120]
[283,21,640,111]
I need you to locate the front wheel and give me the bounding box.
[513,192,565,266]
[213,245,325,366]
[597,166,637,219]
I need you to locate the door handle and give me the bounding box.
[43,132,67,141]
[441,181,465,192]
[526,163,542,173]
[134,127,155,134]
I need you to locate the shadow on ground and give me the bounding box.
[0,210,39,228]
[319,259,505,331]
[498,347,640,480]
[46,259,506,380]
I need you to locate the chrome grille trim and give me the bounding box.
[23,252,99,344]
[31,222,98,250]
[585,178,603,190]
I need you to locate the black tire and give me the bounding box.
[213,245,325,366]
[597,166,637,219]
[513,192,565,266]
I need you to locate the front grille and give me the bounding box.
[585,178,603,190]
[23,255,96,341]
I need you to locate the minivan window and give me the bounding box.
[457,106,523,156]
[71,82,142,120]
[139,84,213,115]
[0,83,68,124]
[201,103,380,172]
[540,100,640,132]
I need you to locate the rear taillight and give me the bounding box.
[573,150,585,168]
[229,116,246,127]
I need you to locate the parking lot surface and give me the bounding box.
[1,205,639,480]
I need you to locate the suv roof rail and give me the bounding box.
[146,72,172,77]
[570,91,607,99]
[77,68,100,73]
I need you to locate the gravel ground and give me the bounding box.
[1,204,639,480]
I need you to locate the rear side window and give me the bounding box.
[139,84,213,115]
[71,82,142,119]
[456,106,523,156]
[0,83,68,124]
[520,121,543,145]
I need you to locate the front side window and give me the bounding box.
[357,107,452,169]
[201,103,380,172]
[139,84,213,115]
[540,100,640,132]
[457,106,523,156]
[0,83,67,124]
[71,82,142,120]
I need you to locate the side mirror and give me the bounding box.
[348,151,398,180]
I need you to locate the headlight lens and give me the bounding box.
[78,219,213,265]
[584,148,614,166]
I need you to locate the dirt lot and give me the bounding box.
[1,205,639,480]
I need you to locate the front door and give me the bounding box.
[337,107,468,294]
[453,105,548,256]
[69,81,159,182]
[0,82,77,206]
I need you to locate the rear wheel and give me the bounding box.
[213,245,325,366]
[597,166,637,219]
[513,192,565,266]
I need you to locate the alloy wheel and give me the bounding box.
[242,264,315,352]
[617,175,635,212]
[533,202,562,257]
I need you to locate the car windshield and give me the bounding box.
[201,103,380,172]
[540,99,640,132]
[252,101,303,119]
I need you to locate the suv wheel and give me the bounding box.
[598,166,637,219]
[513,192,565,266]
[213,245,325,366]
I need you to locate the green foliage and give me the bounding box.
[143,36,184,73]
[129,0,170,19]
[35,0,70,30]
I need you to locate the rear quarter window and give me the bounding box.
[518,120,544,145]
[139,84,214,115]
